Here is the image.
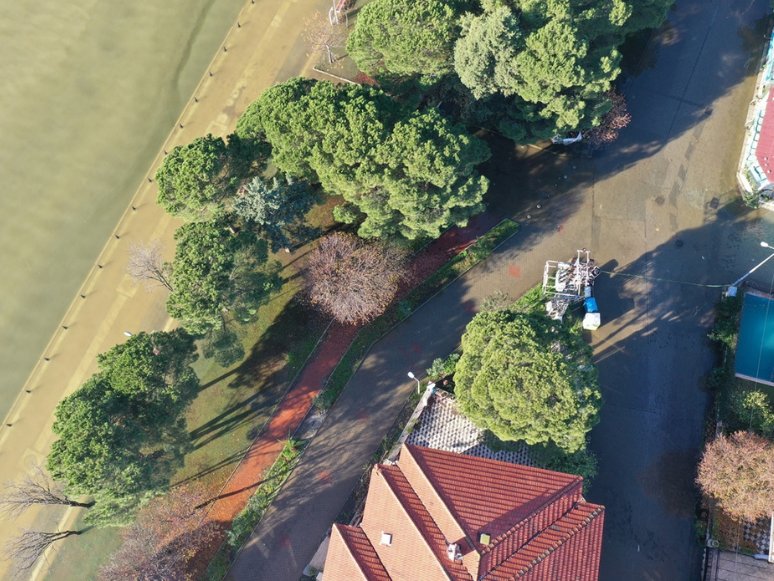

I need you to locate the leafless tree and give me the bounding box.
[99,483,218,581]
[585,88,632,150]
[0,462,92,520]
[302,11,349,65]
[303,232,407,324]
[697,431,774,521]
[126,239,174,292]
[3,528,81,578]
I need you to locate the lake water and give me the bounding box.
[0,0,246,419]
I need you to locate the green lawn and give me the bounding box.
[43,201,336,581]
[39,520,122,581]
[42,281,327,581]
[41,208,510,581]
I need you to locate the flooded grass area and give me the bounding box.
[0,0,247,419]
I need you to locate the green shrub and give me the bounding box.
[480,290,512,313]
[729,389,774,437]
[202,439,306,581]
[708,295,742,350]
[426,358,446,380]
[426,353,460,380]
[742,188,761,209]
[532,444,599,494]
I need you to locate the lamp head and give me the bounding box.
[762,241,771,248]
[407,371,415,379]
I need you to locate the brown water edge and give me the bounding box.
[0,0,247,419]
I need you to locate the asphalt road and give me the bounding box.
[227,1,774,580]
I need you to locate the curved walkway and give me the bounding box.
[225,1,773,580]
[194,213,499,573]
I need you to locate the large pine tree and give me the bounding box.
[236,78,491,240]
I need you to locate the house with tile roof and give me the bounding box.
[738,28,774,208]
[322,443,605,581]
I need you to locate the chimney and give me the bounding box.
[447,543,461,562]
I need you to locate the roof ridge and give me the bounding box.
[402,445,474,548]
[336,524,392,581]
[379,464,467,581]
[480,504,605,580]
[480,476,583,555]
[377,465,420,538]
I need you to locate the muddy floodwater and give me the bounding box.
[0,0,245,419]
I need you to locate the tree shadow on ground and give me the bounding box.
[481,0,770,248]
[601,5,769,172]
[584,207,774,580]
[172,449,248,488]
[188,298,326,454]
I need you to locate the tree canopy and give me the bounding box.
[303,232,406,324]
[155,134,230,221]
[232,175,317,253]
[99,483,218,581]
[697,431,774,522]
[46,330,199,525]
[453,1,623,141]
[236,78,490,240]
[454,310,602,453]
[453,7,522,100]
[166,221,281,334]
[342,0,672,143]
[347,0,464,91]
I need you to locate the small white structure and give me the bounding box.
[542,249,601,328]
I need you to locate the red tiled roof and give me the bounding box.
[360,464,463,581]
[482,502,605,580]
[327,524,392,581]
[323,444,604,581]
[403,445,583,544]
[756,89,774,176]
[379,464,474,581]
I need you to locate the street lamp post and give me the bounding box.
[407,371,421,394]
[728,241,774,296]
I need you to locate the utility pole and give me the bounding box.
[727,241,774,296]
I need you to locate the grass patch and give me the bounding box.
[202,439,307,581]
[178,283,325,487]
[43,281,325,581]
[45,202,336,581]
[706,295,743,428]
[39,520,122,581]
[175,192,336,487]
[314,219,519,412]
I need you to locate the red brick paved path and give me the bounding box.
[196,212,500,573]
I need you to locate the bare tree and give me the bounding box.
[126,239,174,292]
[3,528,81,578]
[0,462,93,519]
[303,232,407,324]
[697,431,774,521]
[303,11,349,65]
[585,88,632,150]
[99,483,219,581]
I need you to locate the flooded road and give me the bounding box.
[0,0,246,418]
